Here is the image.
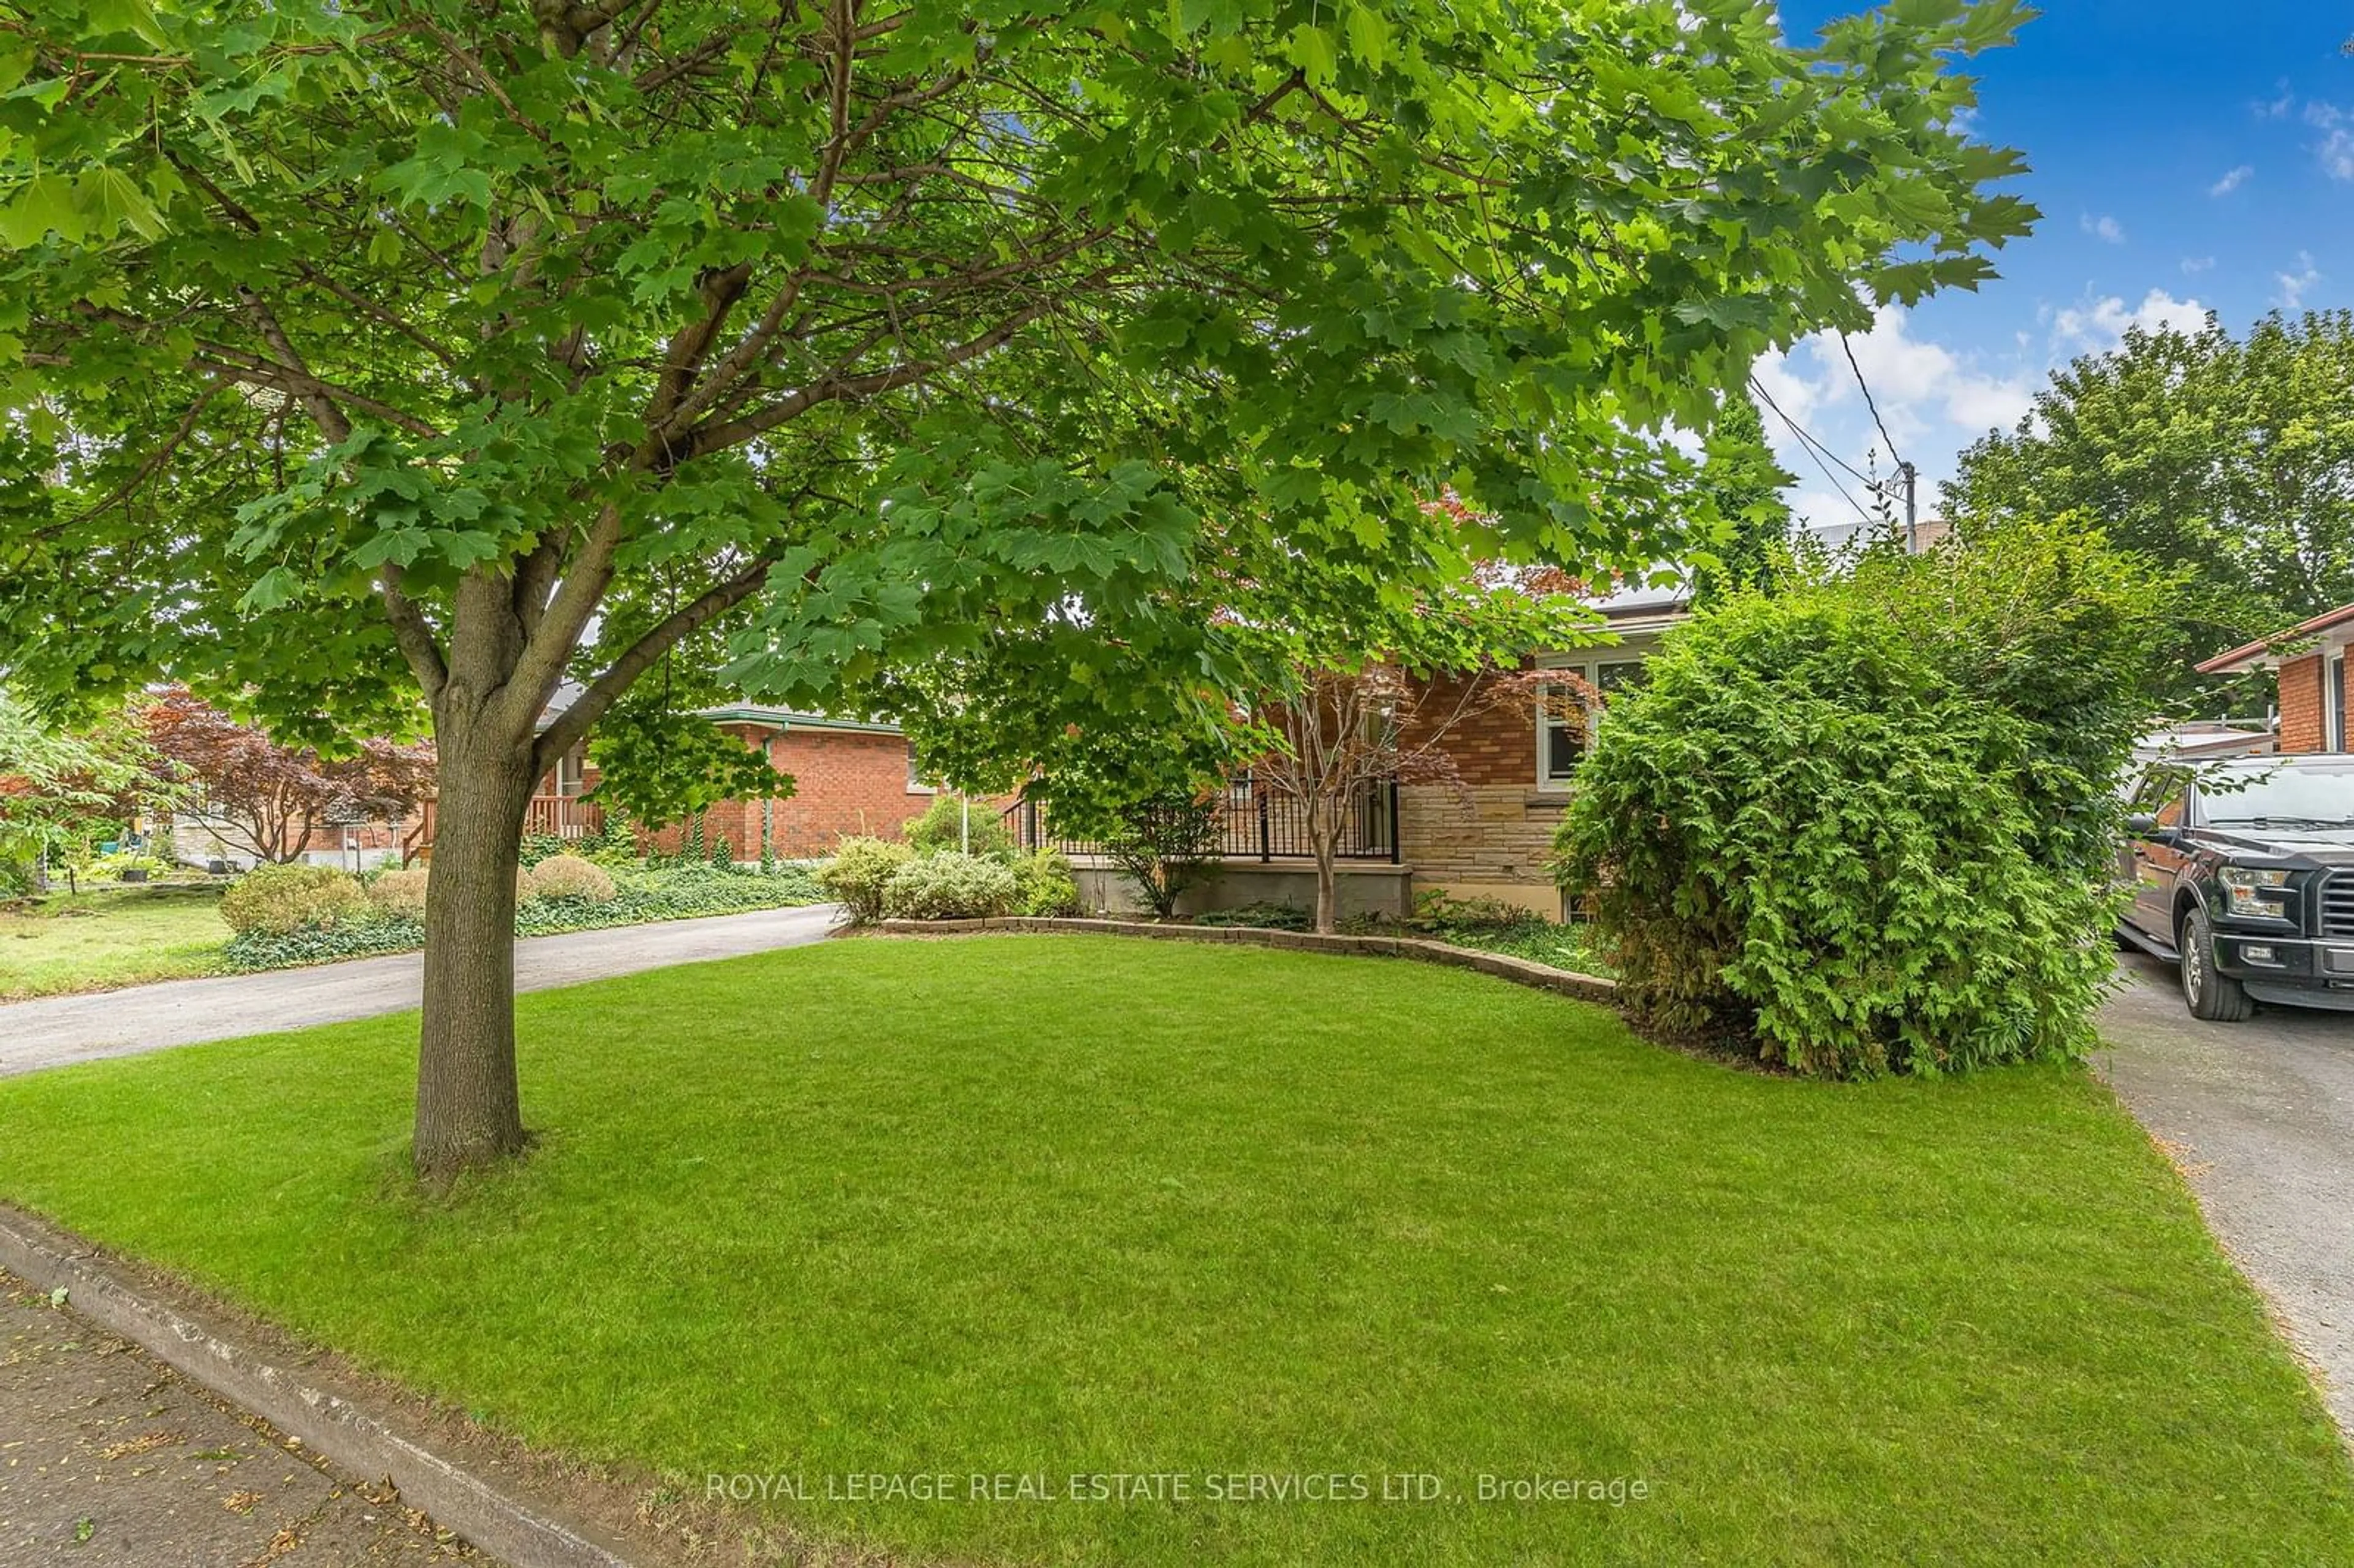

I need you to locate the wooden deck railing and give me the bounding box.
[415,794,604,859]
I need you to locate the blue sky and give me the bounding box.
[1758,2,2354,537]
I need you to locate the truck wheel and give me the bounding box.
[2179,906,2255,1022]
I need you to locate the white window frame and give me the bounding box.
[1533,652,1651,788]
[2330,647,2348,753]
[905,741,938,795]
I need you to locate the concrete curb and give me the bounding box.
[0,1205,641,1568]
[872,916,1618,1004]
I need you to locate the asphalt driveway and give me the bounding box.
[2101,951,2354,1440]
[0,904,840,1078]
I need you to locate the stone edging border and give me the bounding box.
[0,1204,640,1568]
[872,916,1618,1004]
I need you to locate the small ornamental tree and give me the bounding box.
[1,0,2035,1181]
[140,690,437,864]
[1251,662,1545,934]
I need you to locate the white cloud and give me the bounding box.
[2304,102,2344,130]
[2276,252,2323,311]
[2257,85,2296,119]
[1764,305,2036,452]
[2181,256,2216,275]
[2322,127,2354,181]
[2207,165,2252,196]
[2052,289,2210,351]
[2080,213,2127,244]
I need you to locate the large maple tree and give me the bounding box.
[1,0,2032,1181]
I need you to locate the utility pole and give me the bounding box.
[1900,460,1919,554]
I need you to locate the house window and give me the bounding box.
[554,744,586,797]
[906,742,937,794]
[2331,651,2347,753]
[1536,658,1651,787]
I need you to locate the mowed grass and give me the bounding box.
[0,937,2347,1566]
[0,885,226,999]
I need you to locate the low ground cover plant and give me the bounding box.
[220,858,825,972]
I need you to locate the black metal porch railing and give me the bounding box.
[1004,775,1400,864]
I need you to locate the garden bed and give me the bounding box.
[0,937,2345,1566]
[218,862,828,973]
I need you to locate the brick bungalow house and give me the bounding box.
[2196,601,2354,755]
[1026,581,1693,918]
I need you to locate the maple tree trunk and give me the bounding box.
[412,699,537,1186]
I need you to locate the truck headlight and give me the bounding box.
[2219,867,2293,919]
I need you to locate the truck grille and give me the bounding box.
[2325,873,2354,937]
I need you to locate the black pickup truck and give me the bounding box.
[2118,755,2354,1019]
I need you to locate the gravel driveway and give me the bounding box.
[2101,951,2354,1441]
[0,904,839,1078]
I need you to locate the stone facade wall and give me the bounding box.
[1398,782,1569,915]
[2279,653,2327,754]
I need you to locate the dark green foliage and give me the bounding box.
[1946,311,2354,700]
[1690,392,1797,605]
[1192,902,1311,931]
[1555,522,2169,1078]
[1080,788,1224,921]
[219,862,823,972]
[904,794,1015,859]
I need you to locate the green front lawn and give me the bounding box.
[0,885,226,999]
[0,937,2344,1565]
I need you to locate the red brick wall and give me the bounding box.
[1400,668,1542,788]
[2280,654,2326,754]
[638,723,937,859]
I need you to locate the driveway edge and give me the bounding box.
[0,1203,642,1568]
[872,915,1620,1003]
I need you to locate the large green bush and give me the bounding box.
[817,836,914,923]
[218,863,368,935]
[902,793,1015,858]
[880,852,1019,921]
[1554,522,2166,1078]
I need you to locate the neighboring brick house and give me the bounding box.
[631,707,943,860]
[2197,602,2354,755]
[1398,583,1688,915]
[411,698,945,864]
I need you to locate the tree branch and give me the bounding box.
[378,561,451,703]
[531,554,780,774]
